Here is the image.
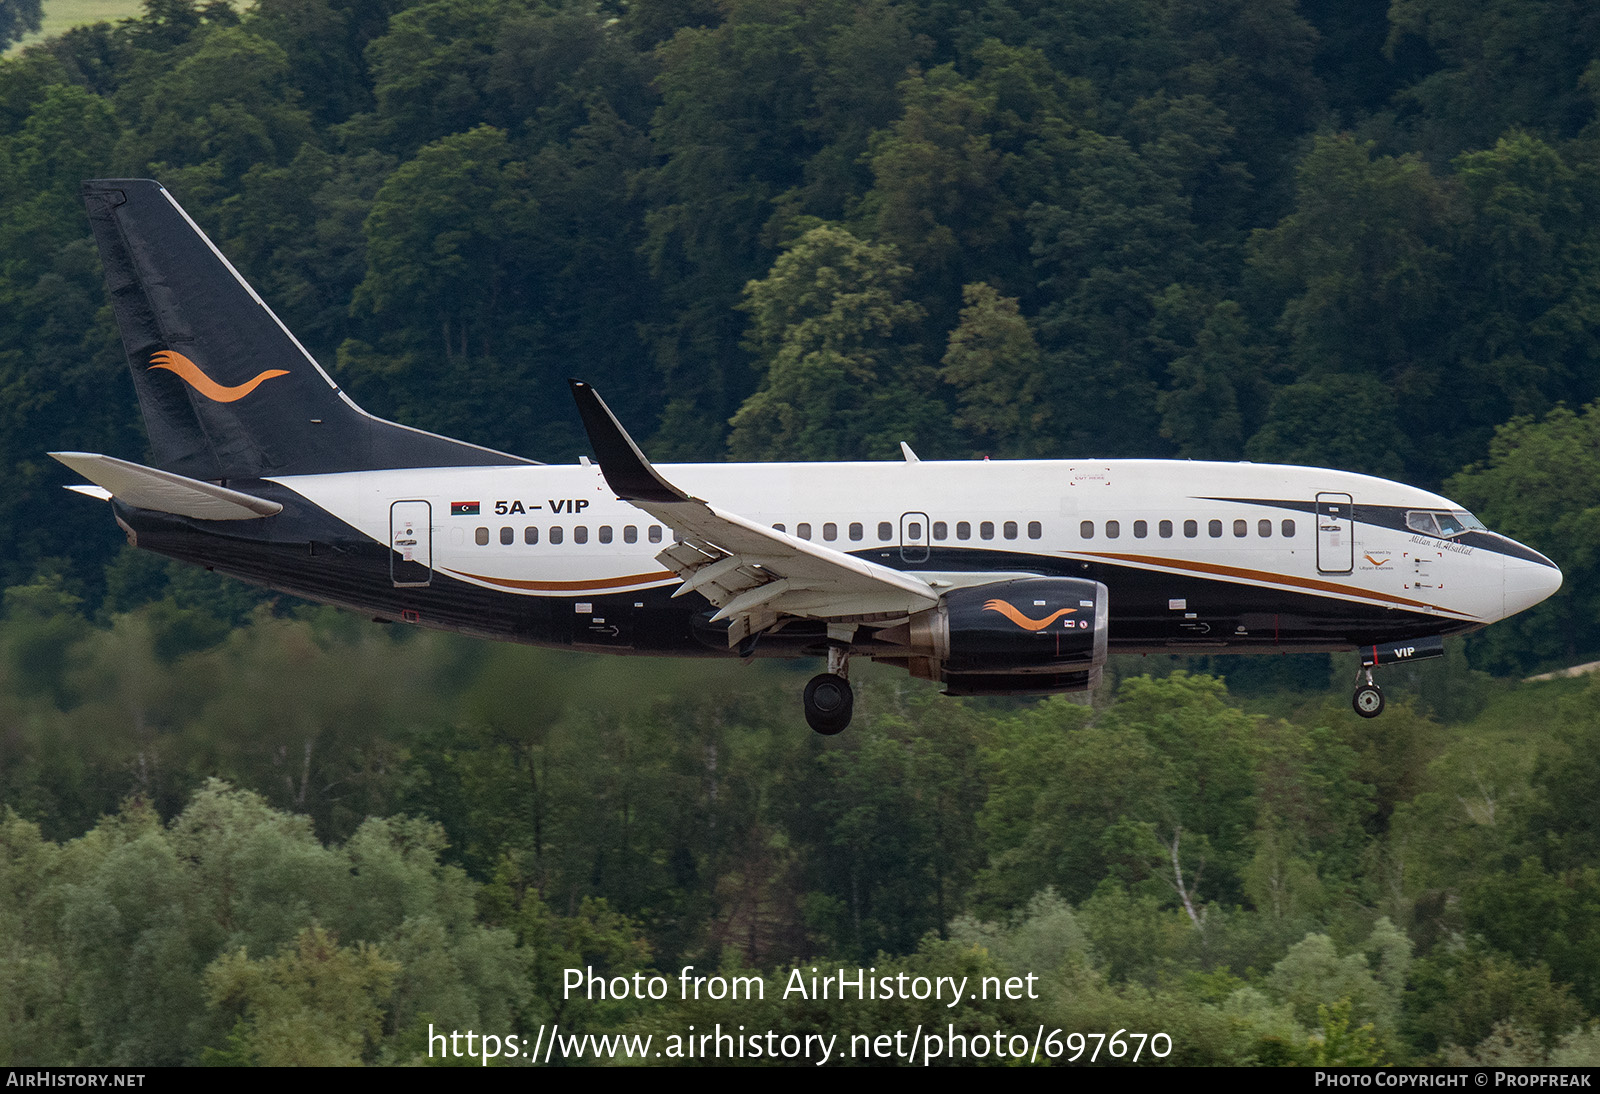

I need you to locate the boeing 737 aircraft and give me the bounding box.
[54,179,1562,733]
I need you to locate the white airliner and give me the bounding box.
[55,180,1562,733]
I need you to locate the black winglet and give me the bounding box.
[568,380,689,504]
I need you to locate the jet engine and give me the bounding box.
[876,577,1109,696]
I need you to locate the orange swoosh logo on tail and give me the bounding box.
[983,599,1076,631]
[148,350,288,402]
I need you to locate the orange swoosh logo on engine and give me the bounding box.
[149,350,288,402]
[983,599,1077,631]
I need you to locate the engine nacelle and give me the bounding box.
[880,577,1109,695]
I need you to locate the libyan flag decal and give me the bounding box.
[450,501,480,516]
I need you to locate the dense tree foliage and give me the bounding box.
[5,0,1600,1066]
[0,0,41,50]
[0,603,1596,1064]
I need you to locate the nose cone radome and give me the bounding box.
[1503,545,1562,620]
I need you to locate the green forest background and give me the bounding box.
[3,0,1600,1066]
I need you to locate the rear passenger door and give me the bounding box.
[390,500,432,587]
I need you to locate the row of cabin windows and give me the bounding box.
[476,525,666,546]
[771,520,1045,542]
[477,520,1051,546]
[1079,518,1297,540]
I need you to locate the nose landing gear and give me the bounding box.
[804,643,854,735]
[1351,635,1445,717]
[1356,671,1382,722]
[1352,664,1385,719]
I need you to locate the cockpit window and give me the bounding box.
[1406,511,1439,536]
[1408,510,1476,538]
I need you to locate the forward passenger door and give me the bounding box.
[1315,493,1353,574]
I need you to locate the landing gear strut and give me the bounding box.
[1352,665,1384,719]
[804,644,854,735]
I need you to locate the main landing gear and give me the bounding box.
[1352,665,1384,719]
[804,643,854,735]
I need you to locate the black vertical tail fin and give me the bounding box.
[82,179,532,479]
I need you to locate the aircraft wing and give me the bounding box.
[569,381,939,644]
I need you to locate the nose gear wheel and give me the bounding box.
[1352,665,1384,719]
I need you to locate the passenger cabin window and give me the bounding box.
[551,527,564,544]
[525,527,539,545]
[475,527,489,546]
[823,523,837,541]
[849,522,864,541]
[1134,520,1147,538]
[1258,520,1271,538]
[797,523,812,540]
[1209,519,1223,538]
[1234,519,1247,538]
[980,521,995,540]
[907,521,922,539]
[574,526,588,544]
[773,523,785,533]
[649,526,663,543]
[1105,520,1119,539]
[1281,519,1295,538]
[878,522,893,541]
[599,526,613,544]
[933,521,947,540]
[1003,520,1017,539]
[624,526,637,543]
[957,521,971,540]
[1184,520,1198,538]
[1081,521,1094,539]
[1028,521,1042,539]
[500,527,513,545]
[1159,520,1173,538]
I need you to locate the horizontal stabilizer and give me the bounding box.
[51,452,282,521]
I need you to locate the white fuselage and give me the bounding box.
[271,457,1557,642]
